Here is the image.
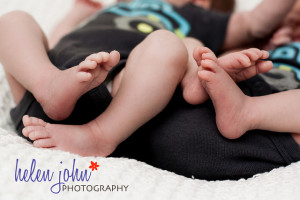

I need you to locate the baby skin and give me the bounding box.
[38,51,120,120]
[199,49,300,141]
[21,47,272,157]
[182,46,272,105]
[198,49,257,139]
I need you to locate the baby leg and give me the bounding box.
[0,11,119,121]
[0,11,50,104]
[49,0,102,48]
[198,49,300,140]
[22,30,189,156]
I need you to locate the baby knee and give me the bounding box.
[0,10,33,25]
[147,30,178,41]
[144,30,188,66]
[146,30,184,49]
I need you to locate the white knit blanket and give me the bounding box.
[0,1,299,199]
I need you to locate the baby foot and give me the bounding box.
[194,47,273,82]
[181,64,209,105]
[198,51,254,139]
[182,47,272,105]
[22,115,117,157]
[36,51,120,121]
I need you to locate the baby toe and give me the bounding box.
[86,53,108,63]
[193,47,213,65]
[33,139,55,148]
[28,128,50,140]
[77,71,93,82]
[31,117,47,126]
[101,51,120,71]
[236,54,252,67]
[22,115,31,126]
[257,60,273,73]
[201,59,219,73]
[202,52,218,62]
[22,126,34,137]
[22,115,47,127]
[97,52,110,63]
[198,70,215,82]
[261,50,270,59]
[85,53,98,61]
[79,60,97,70]
[242,48,261,61]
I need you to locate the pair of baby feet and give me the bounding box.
[22,47,272,157]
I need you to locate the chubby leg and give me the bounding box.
[0,11,119,120]
[198,49,300,140]
[22,30,189,156]
[0,11,50,104]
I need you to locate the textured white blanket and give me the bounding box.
[0,0,299,199]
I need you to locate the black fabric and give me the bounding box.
[10,0,300,180]
[48,0,229,68]
[268,42,300,68]
[111,76,300,180]
[10,84,112,137]
[260,42,300,91]
[175,4,229,53]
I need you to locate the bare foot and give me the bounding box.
[197,50,255,139]
[36,51,120,121]
[181,51,209,105]
[194,47,273,82]
[22,115,116,156]
[182,47,272,105]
